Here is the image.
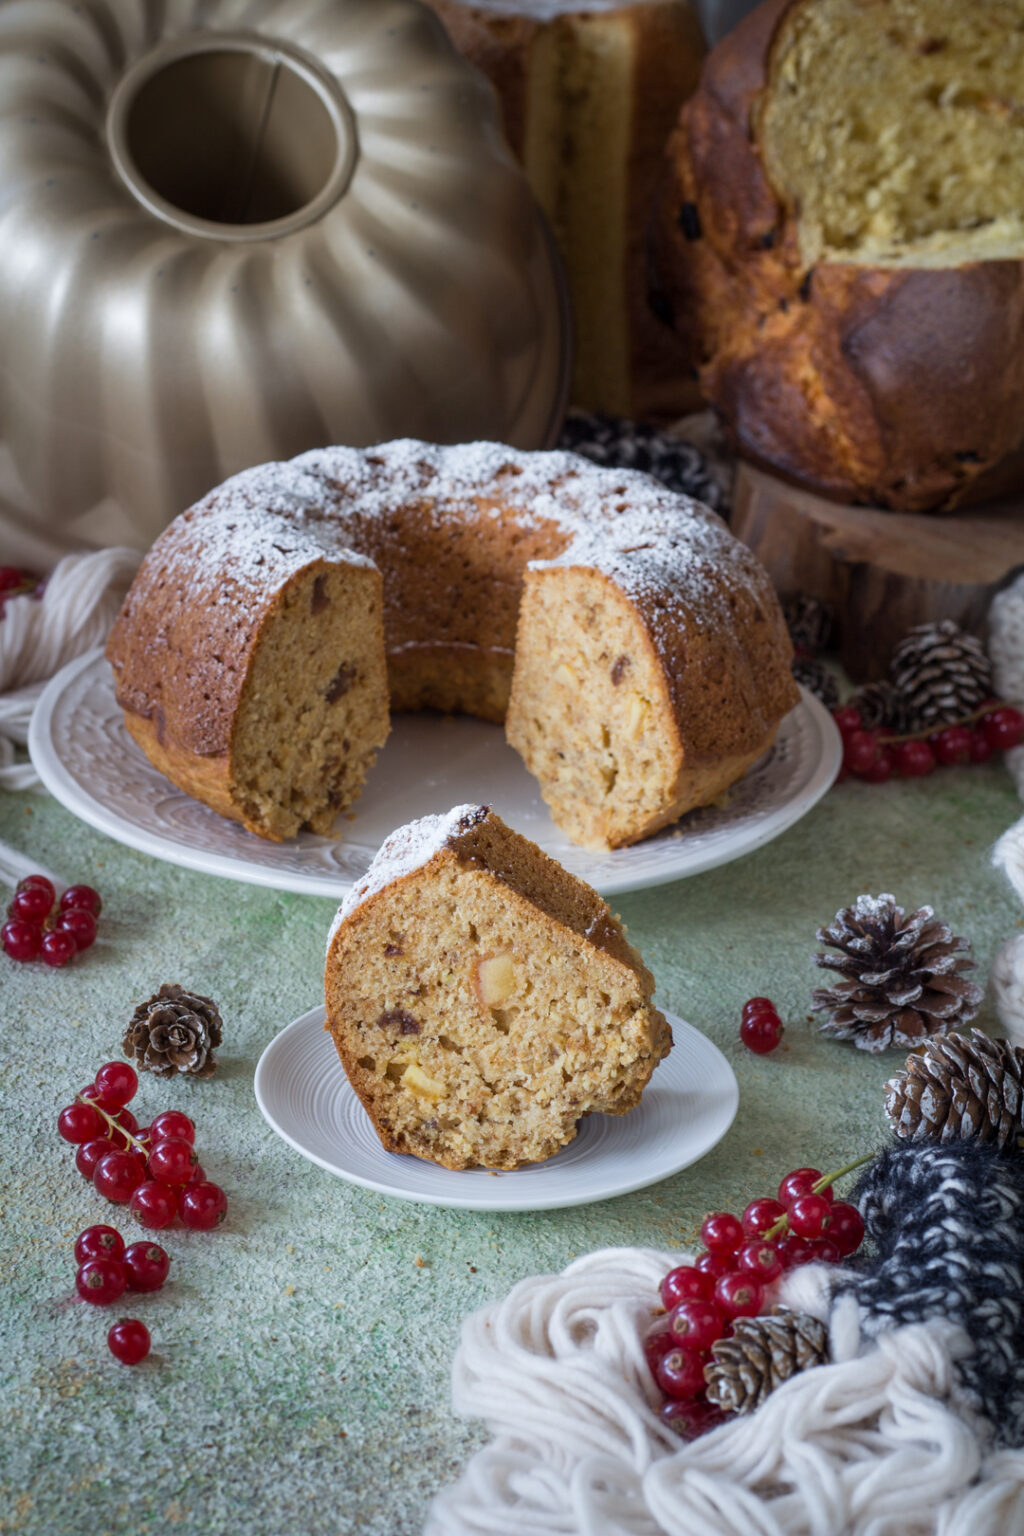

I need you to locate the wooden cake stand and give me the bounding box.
[731,461,1024,681]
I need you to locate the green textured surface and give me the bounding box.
[2,765,1021,1535]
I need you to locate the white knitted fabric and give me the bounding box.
[0,547,139,789]
[989,574,1024,801]
[991,818,1024,1048]
[427,1248,1024,1536]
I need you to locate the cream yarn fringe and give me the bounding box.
[989,572,1024,802]
[0,547,140,790]
[427,1248,1024,1536]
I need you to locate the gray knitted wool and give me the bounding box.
[842,1140,1024,1447]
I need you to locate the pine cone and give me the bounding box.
[557,411,724,511]
[848,680,914,735]
[123,983,223,1078]
[811,894,983,1053]
[884,1028,1024,1150]
[704,1312,829,1414]
[889,620,993,731]
[782,593,834,655]
[792,656,839,710]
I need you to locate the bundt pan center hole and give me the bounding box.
[107,34,356,239]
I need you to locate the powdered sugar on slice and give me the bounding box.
[328,804,487,944]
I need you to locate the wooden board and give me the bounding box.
[731,461,1024,681]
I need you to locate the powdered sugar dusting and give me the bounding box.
[329,803,487,942]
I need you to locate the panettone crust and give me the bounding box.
[652,0,1024,511]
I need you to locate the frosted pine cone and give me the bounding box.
[705,1313,828,1414]
[123,983,222,1078]
[812,894,983,1053]
[885,1029,1024,1150]
[889,620,992,731]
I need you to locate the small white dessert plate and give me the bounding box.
[253,1005,737,1211]
[29,649,840,898]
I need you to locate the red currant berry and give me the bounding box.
[741,997,777,1019]
[894,739,936,777]
[93,1149,146,1204]
[2,919,41,961]
[58,908,97,950]
[179,1180,228,1230]
[40,929,77,967]
[188,1163,207,1185]
[699,1212,743,1253]
[808,1237,842,1264]
[59,884,103,918]
[74,1224,126,1264]
[982,705,1024,751]
[107,1318,150,1365]
[668,1299,726,1351]
[694,1249,734,1281]
[0,566,27,592]
[967,728,994,763]
[778,1169,829,1207]
[76,1257,127,1306]
[660,1265,712,1309]
[735,1240,783,1283]
[659,1397,727,1439]
[643,1325,676,1375]
[128,1181,178,1231]
[829,1202,866,1257]
[655,1346,707,1400]
[933,725,972,766]
[741,1197,785,1239]
[832,705,863,737]
[57,1101,104,1144]
[740,1013,783,1054]
[787,1193,834,1239]
[123,1240,170,1292]
[843,729,880,776]
[108,1108,140,1150]
[8,883,53,923]
[148,1137,199,1186]
[776,1233,815,1269]
[149,1110,196,1145]
[713,1272,764,1318]
[859,745,895,783]
[75,1138,110,1179]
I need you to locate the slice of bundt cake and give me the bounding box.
[324,804,671,1170]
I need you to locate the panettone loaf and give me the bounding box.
[652,0,1024,511]
[324,804,671,1169]
[424,0,706,418]
[107,439,798,850]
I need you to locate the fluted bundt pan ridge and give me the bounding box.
[0,0,570,566]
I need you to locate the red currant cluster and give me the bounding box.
[2,874,102,967]
[647,1163,867,1438]
[739,996,784,1055]
[74,1225,166,1363]
[0,564,38,616]
[834,701,1024,784]
[57,1060,228,1231]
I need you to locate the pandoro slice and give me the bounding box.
[324,804,672,1170]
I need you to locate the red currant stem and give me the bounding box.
[876,702,1000,746]
[763,1153,874,1242]
[76,1092,148,1154]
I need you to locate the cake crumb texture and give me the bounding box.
[324,805,671,1170]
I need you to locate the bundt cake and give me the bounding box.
[106,439,799,849]
[652,0,1024,511]
[324,803,672,1169]
[423,0,706,419]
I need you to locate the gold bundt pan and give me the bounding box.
[0,0,570,563]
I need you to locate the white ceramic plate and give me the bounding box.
[29,649,840,898]
[253,1005,737,1211]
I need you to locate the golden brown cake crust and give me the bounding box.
[652,0,1024,511]
[324,804,672,1169]
[107,440,797,846]
[424,0,706,418]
